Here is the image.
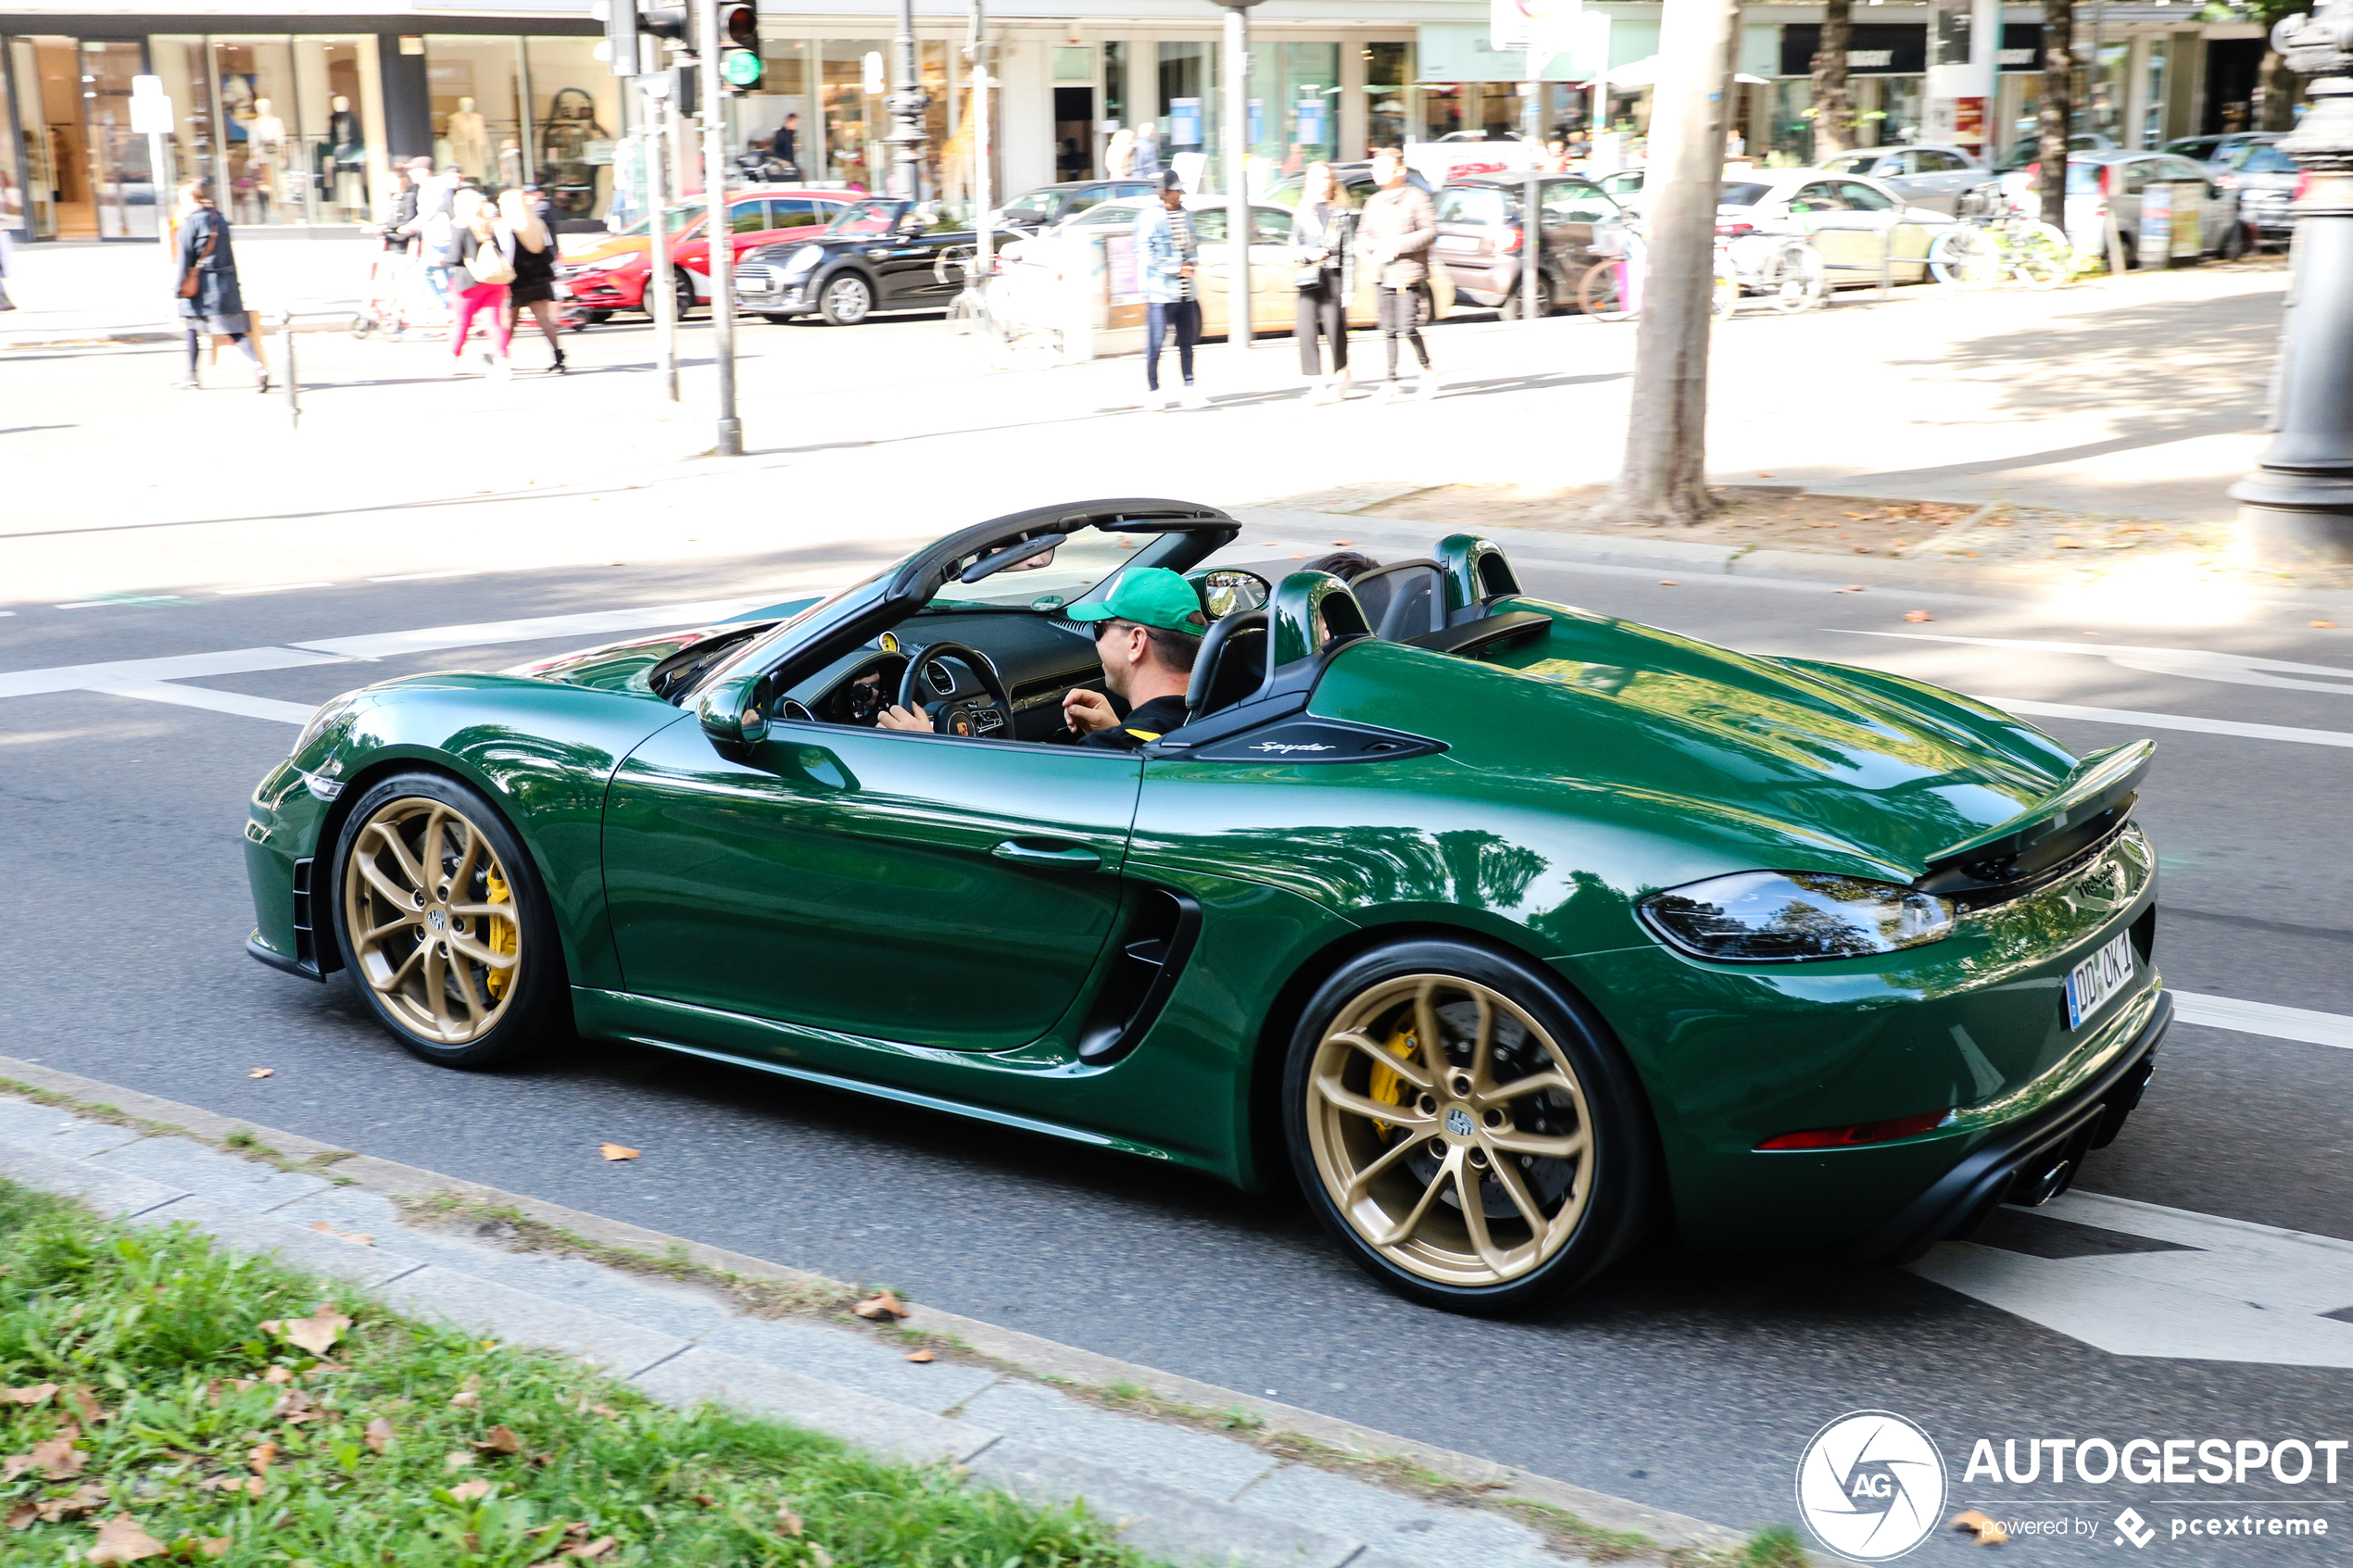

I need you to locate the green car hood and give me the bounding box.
[503,598,819,699]
[1322,603,2094,880]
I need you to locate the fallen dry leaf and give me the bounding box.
[4,1502,34,1530]
[42,1485,107,1523]
[903,1349,935,1363]
[1903,609,1933,623]
[365,1417,396,1454]
[1853,545,1874,554]
[247,1068,274,1079]
[2053,535,2082,548]
[473,1424,524,1456]
[1,1384,57,1407]
[2314,620,2337,629]
[272,1389,320,1424]
[1657,579,1678,586]
[852,1291,909,1321]
[445,1450,476,1471]
[775,1506,804,1537]
[66,1386,104,1424]
[1843,511,1867,520]
[33,1436,87,1480]
[809,1544,834,1568]
[85,1515,168,1564]
[195,1540,231,1561]
[245,1475,266,1499]
[259,1304,350,1358]
[261,1367,295,1386]
[1331,539,1353,546]
[1951,1509,2009,1545]
[598,1143,641,1161]
[449,1479,493,1502]
[588,1404,618,1419]
[0,1456,30,1483]
[449,1390,481,1409]
[562,1537,617,1560]
[245,1441,277,1477]
[1835,584,1864,593]
[308,1221,375,1247]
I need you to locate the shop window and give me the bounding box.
[290,38,381,223]
[1248,43,1339,175]
[1157,41,1217,177]
[525,37,620,219]
[1365,42,1412,152]
[149,37,216,207]
[19,37,83,239]
[821,40,888,191]
[422,35,522,187]
[746,41,810,179]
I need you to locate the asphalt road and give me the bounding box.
[5,512,2350,1564]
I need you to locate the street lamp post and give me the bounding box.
[1212,0,1260,350]
[2233,1,2353,565]
[887,0,930,200]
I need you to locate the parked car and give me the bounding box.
[1813,144,1992,215]
[1432,172,1625,317]
[2159,132,2275,166]
[1001,194,1456,332]
[989,180,1159,235]
[1716,169,1951,285]
[1997,151,2246,264]
[557,189,850,320]
[736,198,982,325]
[1994,131,2116,171]
[2211,138,2297,245]
[244,503,2171,1312]
[1261,161,1439,209]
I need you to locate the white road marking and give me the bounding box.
[1839,629,2353,696]
[219,582,335,596]
[2174,991,2353,1050]
[1976,696,2353,748]
[1913,1191,2353,1369]
[86,679,319,725]
[0,597,769,722]
[368,571,476,583]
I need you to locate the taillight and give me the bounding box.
[2297,171,2312,201]
[1715,221,1755,236]
[2101,164,2119,195]
[1755,1110,1951,1151]
[2216,173,2242,191]
[2023,160,2041,182]
[1500,228,1522,253]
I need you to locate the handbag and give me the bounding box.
[178,217,218,299]
[465,229,517,287]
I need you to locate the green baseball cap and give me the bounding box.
[1065,567,1206,635]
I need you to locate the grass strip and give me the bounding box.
[0,1179,1148,1568]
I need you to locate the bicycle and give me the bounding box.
[1928,193,2071,291]
[1720,228,1829,314]
[1577,223,1740,323]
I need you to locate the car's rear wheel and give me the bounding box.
[331,772,564,1070]
[1284,939,1655,1313]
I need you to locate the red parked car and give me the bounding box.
[557,188,852,322]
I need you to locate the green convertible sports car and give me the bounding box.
[245,498,2169,1312]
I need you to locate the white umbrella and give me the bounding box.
[1584,56,1769,88]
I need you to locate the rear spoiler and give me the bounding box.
[1915,740,2154,899]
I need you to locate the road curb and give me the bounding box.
[0,1053,1749,1562]
[2,318,361,351]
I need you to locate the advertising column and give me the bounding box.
[1924,0,1998,156]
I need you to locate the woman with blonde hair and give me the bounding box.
[498,186,565,373]
[170,182,267,391]
[447,188,514,378]
[1289,161,1353,404]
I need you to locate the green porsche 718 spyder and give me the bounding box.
[244,499,2168,1312]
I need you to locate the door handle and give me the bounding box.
[992,839,1101,871]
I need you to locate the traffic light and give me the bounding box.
[599,0,690,78]
[716,3,762,94]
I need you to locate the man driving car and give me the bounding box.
[875,568,1205,748]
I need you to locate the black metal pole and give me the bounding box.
[2233,1,2353,564]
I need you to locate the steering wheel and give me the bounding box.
[897,641,1014,738]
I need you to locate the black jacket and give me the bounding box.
[174,207,244,319]
[1079,694,1189,749]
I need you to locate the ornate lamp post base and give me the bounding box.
[2234,10,2353,566]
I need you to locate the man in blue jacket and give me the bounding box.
[1135,172,1206,410]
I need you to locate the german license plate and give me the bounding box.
[2065,930,2135,1030]
[1435,234,1478,252]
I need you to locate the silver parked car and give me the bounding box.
[2212,138,2296,244]
[1815,144,1991,215]
[1999,150,2247,263]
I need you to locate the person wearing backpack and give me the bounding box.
[447,190,516,378]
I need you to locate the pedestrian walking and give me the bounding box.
[1355,151,1438,402]
[1290,161,1354,405]
[1104,124,1135,180]
[1136,171,1204,411]
[772,112,800,174]
[447,189,515,379]
[499,188,565,373]
[401,158,459,315]
[169,182,267,392]
[1132,120,1163,179]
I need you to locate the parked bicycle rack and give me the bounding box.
[1800,218,1944,303]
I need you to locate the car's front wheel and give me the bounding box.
[818,272,875,325]
[1284,939,1655,1313]
[331,772,565,1070]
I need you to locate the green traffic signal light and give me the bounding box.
[722,47,763,90]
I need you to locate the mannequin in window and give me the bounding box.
[247,98,286,220]
[329,94,367,215]
[446,95,490,178]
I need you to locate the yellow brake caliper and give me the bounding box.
[484,870,515,1000]
[1367,1025,1419,1135]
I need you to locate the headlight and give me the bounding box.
[783,244,824,275]
[293,695,355,759]
[1639,872,1955,963]
[571,257,625,273]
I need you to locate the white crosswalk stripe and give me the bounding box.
[1977,696,2353,749]
[2173,992,2353,1049]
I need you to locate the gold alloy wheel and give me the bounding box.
[343,797,521,1046]
[1307,974,1594,1287]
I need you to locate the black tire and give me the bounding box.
[817,270,875,326]
[329,771,568,1071]
[1497,291,1523,321]
[586,309,615,324]
[761,312,797,324]
[1282,937,1656,1314]
[2218,220,2250,261]
[669,269,699,320]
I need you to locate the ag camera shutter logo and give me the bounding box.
[1796,1411,1948,1561]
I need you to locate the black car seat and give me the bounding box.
[1184,608,1269,720]
[1349,560,1448,641]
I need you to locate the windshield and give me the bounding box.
[1720,182,1772,207]
[613,204,708,239]
[2229,144,2296,172]
[827,199,902,236]
[928,527,1164,611]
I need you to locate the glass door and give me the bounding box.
[83,39,156,237]
[21,37,88,238]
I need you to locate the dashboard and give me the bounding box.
[774,609,1108,743]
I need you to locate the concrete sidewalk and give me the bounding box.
[0,1052,1747,1568]
[3,231,378,347]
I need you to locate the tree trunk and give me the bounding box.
[1810,0,1855,160]
[2252,49,2299,132]
[2037,0,2074,232]
[1591,0,1741,529]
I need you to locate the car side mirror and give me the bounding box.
[1189,568,1272,618]
[697,673,769,757]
